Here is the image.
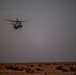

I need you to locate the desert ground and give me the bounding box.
[0,62,76,75]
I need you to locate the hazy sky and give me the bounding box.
[0,0,76,63]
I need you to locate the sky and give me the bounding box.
[0,0,76,63]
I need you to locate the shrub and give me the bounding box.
[30,65,34,67]
[36,68,41,71]
[26,68,31,73]
[46,63,50,65]
[62,69,68,72]
[53,63,56,65]
[38,64,42,66]
[56,66,63,70]
[25,68,34,73]
[6,65,20,71]
[70,67,76,72]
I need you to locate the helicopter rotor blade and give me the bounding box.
[4,19,16,22]
[19,19,30,23]
[5,22,15,25]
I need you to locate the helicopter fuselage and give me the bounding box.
[13,22,23,29]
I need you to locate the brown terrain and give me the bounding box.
[0,62,76,75]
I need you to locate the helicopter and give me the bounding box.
[4,18,29,29]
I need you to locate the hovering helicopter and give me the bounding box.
[4,18,29,29]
